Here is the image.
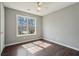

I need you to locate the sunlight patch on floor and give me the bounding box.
[22,40,52,54]
[33,41,52,48]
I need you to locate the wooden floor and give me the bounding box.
[1,39,79,56]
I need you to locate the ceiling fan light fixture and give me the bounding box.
[37,2,43,11]
[37,6,41,11]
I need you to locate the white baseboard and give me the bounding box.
[43,37,79,51]
[5,39,40,47]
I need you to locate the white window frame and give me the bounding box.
[16,14,36,37]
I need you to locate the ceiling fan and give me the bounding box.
[36,2,43,11]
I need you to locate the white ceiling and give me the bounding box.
[3,2,77,16]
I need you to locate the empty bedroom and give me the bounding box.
[0,2,79,56]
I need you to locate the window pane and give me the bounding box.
[18,16,27,35]
[28,18,35,34]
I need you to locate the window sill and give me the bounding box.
[17,34,36,37]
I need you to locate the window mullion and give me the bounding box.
[27,18,29,35]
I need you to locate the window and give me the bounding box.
[16,15,36,36]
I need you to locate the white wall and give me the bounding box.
[0,2,1,55]
[43,3,79,51]
[0,2,5,55]
[5,7,42,46]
